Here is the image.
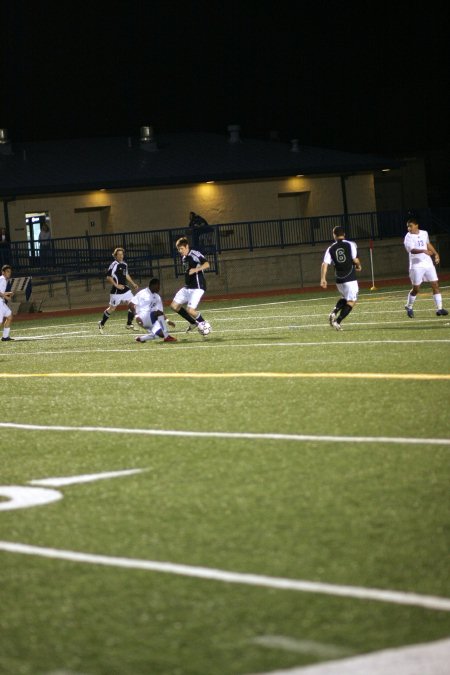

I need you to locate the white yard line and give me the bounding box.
[0,540,449,612]
[0,371,449,380]
[1,338,450,358]
[30,468,145,487]
[0,421,449,445]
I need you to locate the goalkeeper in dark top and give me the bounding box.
[320,226,362,331]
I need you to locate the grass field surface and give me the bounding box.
[1,284,449,675]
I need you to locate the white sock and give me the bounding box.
[407,293,417,307]
[158,316,169,338]
[3,327,10,338]
[141,333,156,342]
[433,293,443,309]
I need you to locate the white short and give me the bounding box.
[336,280,359,302]
[109,290,134,307]
[172,287,205,309]
[0,302,12,322]
[136,310,152,329]
[409,266,438,286]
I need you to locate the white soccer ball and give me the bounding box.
[199,321,211,336]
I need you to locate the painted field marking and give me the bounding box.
[0,371,449,380]
[0,540,449,612]
[0,487,63,511]
[0,422,449,446]
[251,637,450,675]
[1,338,450,359]
[30,468,145,487]
[0,469,145,511]
[250,635,352,658]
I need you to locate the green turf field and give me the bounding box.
[1,284,449,675]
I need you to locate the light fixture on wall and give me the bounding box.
[140,125,158,151]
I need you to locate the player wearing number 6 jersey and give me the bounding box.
[320,226,361,331]
[403,218,448,318]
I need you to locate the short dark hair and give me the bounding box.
[407,218,419,226]
[1,264,12,273]
[333,226,345,238]
[176,237,189,248]
[149,277,160,288]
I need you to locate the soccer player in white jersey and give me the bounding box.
[0,265,14,342]
[403,218,448,318]
[130,278,177,343]
[320,226,362,330]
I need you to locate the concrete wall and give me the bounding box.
[4,174,377,242]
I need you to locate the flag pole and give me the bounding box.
[369,239,377,291]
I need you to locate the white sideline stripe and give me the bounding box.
[1,338,450,358]
[250,636,351,658]
[0,371,449,380]
[0,422,449,446]
[0,541,449,612]
[30,468,144,487]
[8,316,450,342]
[12,331,88,341]
[249,638,450,675]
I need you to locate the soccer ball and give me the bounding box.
[198,321,212,336]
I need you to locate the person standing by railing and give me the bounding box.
[187,211,212,250]
[0,227,10,266]
[38,222,52,268]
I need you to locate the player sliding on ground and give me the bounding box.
[130,278,177,343]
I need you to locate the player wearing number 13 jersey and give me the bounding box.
[320,226,361,330]
[403,218,448,318]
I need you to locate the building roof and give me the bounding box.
[0,129,402,197]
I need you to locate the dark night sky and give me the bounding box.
[1,0,448,157]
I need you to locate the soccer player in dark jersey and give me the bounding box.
[170,237,212,335]
[320,226,362,330]
[98,247,139,334]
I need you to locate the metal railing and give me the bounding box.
[1,207,449,276]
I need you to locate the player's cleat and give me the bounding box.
[404,305,414,318]
[135,336,145,343]
[98,321,104,334]
[436,308,449,316]
[331,320,342,331]
[328,311,336,327]
[185,324,194,332]
[163,335,177,342]
[126,324,138,331]
[1,336,14,341]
